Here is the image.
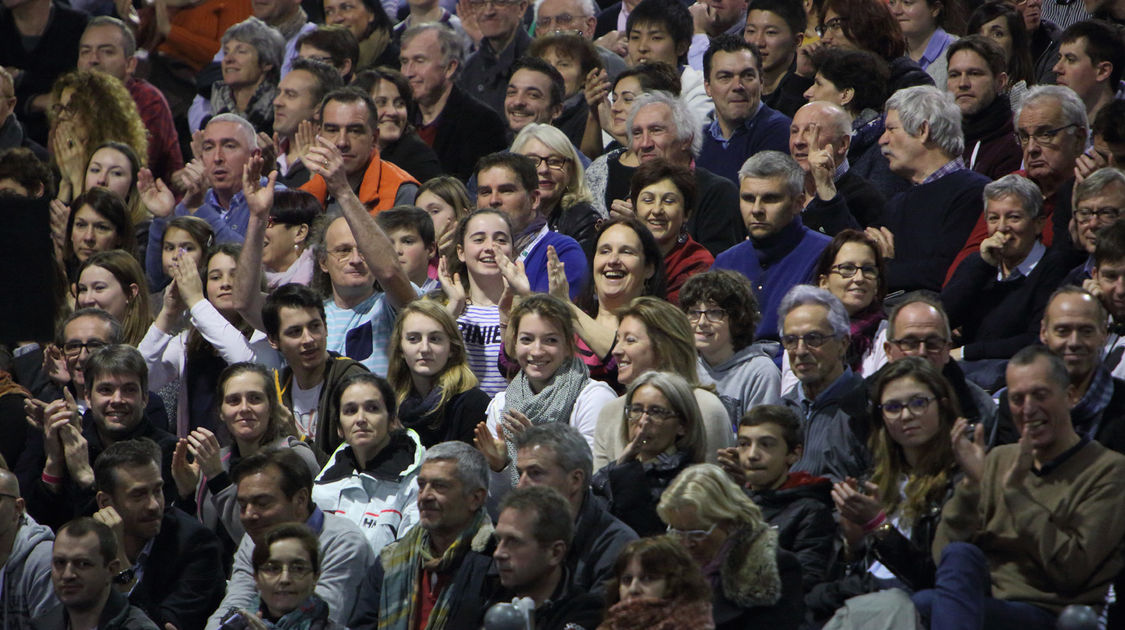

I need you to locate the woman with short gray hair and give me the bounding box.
[210,17,286,133]
[941,173,1072,390]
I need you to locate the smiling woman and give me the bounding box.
[209,17,286,133]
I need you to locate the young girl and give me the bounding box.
[152,215,214,295]
[598,536,714,630]
[417,176,473,279]
[75,249,152,346]
[387,299,491,447]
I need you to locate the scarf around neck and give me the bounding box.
[598,598,715,630]
[256,594,332,630]
[847,303,885,372]
[962,92,1013,144]
[398,386,445,433]
[501,356,589,485]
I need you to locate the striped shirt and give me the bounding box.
[458,305,506,397]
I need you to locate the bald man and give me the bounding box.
[0,468,58,627]
[788,101,885,235]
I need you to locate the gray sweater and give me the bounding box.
[698,343,782,429]
[2,514,56,630]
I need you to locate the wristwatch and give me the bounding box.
[112,568,135,585]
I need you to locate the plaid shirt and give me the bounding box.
[921,157,967,185]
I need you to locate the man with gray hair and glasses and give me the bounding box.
[713,151,830,341]
[871,85,992,294]
[350,442,497,630]
[1063,167,1125,286]
[534,0,626,78]
[778,285,870,482]
[513,423,637,596]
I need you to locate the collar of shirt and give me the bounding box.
[706,101,765,144]
[1083,255,1096,276]
[834,157,850,180]
[1033,436,1090,477]
[920,157,966,185]
[997,239,1046,282]
[204,186,249,216]
[796,366,854,410]
[617,5,630,33]
[127,537,156,595]
[918,28,954,70]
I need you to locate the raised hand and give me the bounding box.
[716,446,747,486]
[864,226,895,261]
[617,429,646,464]
[49,199,69,260]
[494,249,531,297]
[293,120,318,163]
[831,477,882,525]
[807,126,838,200]
[1003,427,1035,489]
[546,245,569,301]
[59,421,93,488]
[41,343,71,386]
[186,427,224,479]
[473,421,509,472]
[437,256,467,317]
[138,168,177,218]
[456,0,483,46]
[584,68,610,113]
[171,256,205,308]
[305,136,349,198]
[242,156,278,222]
[189,130,205,161]
[951,416,985,484]
[980,231,1009,267]
[171,439,201,499]
[609,198,635,221]
[53,125,87,196]
[501,410,532,439]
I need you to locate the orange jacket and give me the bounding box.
[158,0,252,72]
[300,149,419,215]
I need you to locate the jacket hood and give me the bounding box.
[318,428,423,484]
[720,524,783,608]
[703,343,776,376]
[6,514,53,569]
[752,472,834,507]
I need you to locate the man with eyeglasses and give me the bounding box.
[534,0,627,79]
[778,285,871,482]
[458,0,534,116]
[0,467,57,628]
[1063,167,1125,286]
[946,85,1089,283]
[1089,220,1125,379]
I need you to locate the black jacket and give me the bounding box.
[34,590,158,630]
[398,387,491,448]
[592,450,693,536]
[802,169,887,236]
[749,472,836,591]
[431,85,509,181]
[763,63,813,119]
[594,2,622,38]
[276,351,370,458]
[488,568,604,630]
[569,488,638,596]
[712,526,804,630]
[686,166,748,257]
[381,131,443,183]
[129,508,226,630]
[549,200,601,260]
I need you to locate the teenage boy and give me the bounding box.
[375,206,439,292]
[680,270,781,427]
[717,405,835,592]
[262,284,370,457]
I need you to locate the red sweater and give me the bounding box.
[664,235,715,305]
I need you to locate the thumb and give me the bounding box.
[63,387,76,408]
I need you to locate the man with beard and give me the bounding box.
[91,439,224,630]
[945,36,1023,181]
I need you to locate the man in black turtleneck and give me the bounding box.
[946,36,1023,181]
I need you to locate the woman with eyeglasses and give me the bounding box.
[941,174,1070,391]
[657,463,804,630]
[807,357,961,620]
[780,230,888,392]
[592,371,706,536]
[261,190,321,289]
[219,523,345,629]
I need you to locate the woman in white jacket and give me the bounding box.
[140,243,280,436]
[312,373,424,554]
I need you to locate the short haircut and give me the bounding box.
[629,158,697,220]
[422,441,489,495]
[475,152,539,194]
[737,150,804,198]
[508,56,566,108]
[59,307,123,346]
[270,189,324,226]
[262,283,327,340]
[747,0,807,39]
[777,284,850,338]
[627,0,693,52]
[1060,19,1125,88]
[206,113,258,149]
[297,25,360,75]
[811,48,890,115]
[1017,85,1089,142]
[1046,285,1108,330]
[222,17,286,83]
[0,147,54,197]
[84,344,148,394]
[702,33,762,81]
[58,517,118,564]
[498,486,574,548]
[798,100,852,138]
[289,57,346,106]
[678,270,761,351]
[1073,167,1125,217]
[945,34,1007,78]
[612,61,681,96]
[231,448,314,505]
[1092,99,1125,144]
[739,404,802,451]
[885,85,965,156]
[86,16,137,58]
[251,523,322,574]
[513,423,594,487]
[1008,345,1070,390]
[377,205,436,247]
[885,290,951,340]
[627,91,701,157]
[318,86,378,130]
[984,174,1044,220]
[1095,219,1125,267]
[400,23,466,77]
[94,438,161,495]
[534,0,596,19]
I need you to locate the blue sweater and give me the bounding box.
[697,103,792,185]
[524,230,589,299]
[712,218,831,340]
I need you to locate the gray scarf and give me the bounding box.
[501,356,589,485]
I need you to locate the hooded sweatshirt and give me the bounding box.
[698,343,782,430]
[2,514,57,630]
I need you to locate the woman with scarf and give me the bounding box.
[597,536,715,630]
[387,299,491,447]
[476,294,617,494]
[592,371,706,536]
[780,229,888,392]
[262,190,320,289]
[210,18,285,133]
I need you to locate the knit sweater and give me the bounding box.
[933,439,1125,614]
[697,103,792,186]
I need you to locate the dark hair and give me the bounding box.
[945,34,1008,78]
[58,307,123,346]
[251,523,321,575]
[0,147,53,197]
[627,0,694,60]
[58,517,118,564]
[819,0,906,60]
[376,205,436,248]
[94,438,161,495]
[629,158,697,220]
[164,215,215,257]
[84,344,148,395]
[231,448,314,507]
[1060,19,1125,88]
[1092,99,1125,144]
[703,33,762,81]
[739,404,802,451]
[498,486,574,548]
[509,56,566,108]
[475,152,539,194]
[512,423,593,487]
[577,217,667,315]
[966,1,1035,87]
[612,61,682,96]
[1095,218,1125,267]
[289,57,347,106]
[298,26,360,77]
[811,48,890,114]
[217,362,291,447]
[270,189,324,226]
[449,208,514,286]
[678,270,761,351]
[1008,345,1070,389]
[89,140,142,190]
[65,187,135,266]
[318,86,379,130]
[262,283,327,340]
[529,33,604,86]
[604,536,711,608]
[343,0,394,34]
[748,0,808,39]
[335,371,398,422]
[812,228,887,305]
[352,67,420,131]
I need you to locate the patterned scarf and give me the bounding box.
[501,356,590,485]
[596,598,715,630]
[0,371,30,400]
[847,303,885,373]
[211,80,279,132]
[377,509,493,630]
